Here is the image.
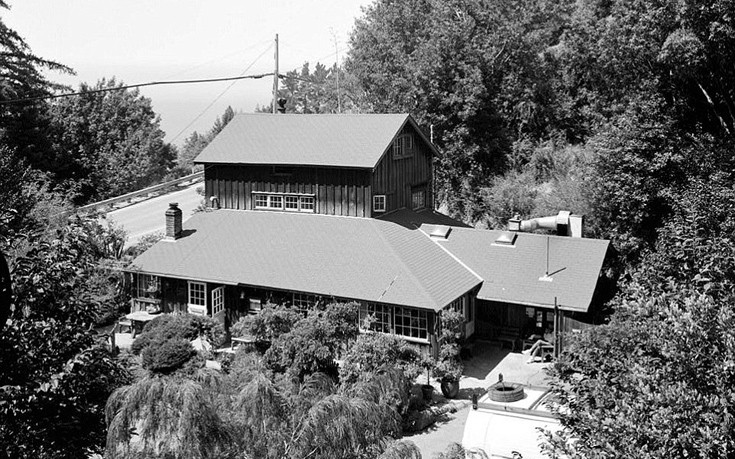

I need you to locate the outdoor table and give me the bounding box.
[124,311,161,337]
[231,335,257,352]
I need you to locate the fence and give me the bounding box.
[69,171,203,216]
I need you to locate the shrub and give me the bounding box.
[230,303,301,345]
[265,302,359,379]
[433,309,464,382]
[339,333,422,388]
[131,313,225,355]
[141,338,195,373]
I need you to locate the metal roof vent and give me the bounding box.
[429,225,452,240]
[493,232,517,247]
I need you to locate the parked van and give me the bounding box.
[461,384,562,459]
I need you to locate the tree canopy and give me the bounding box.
[47,78,176,204]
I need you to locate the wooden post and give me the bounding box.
[272,34,279,114]
[554,297,560,359]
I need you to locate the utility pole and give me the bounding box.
[272,34,279,114]
[332,31,342,113]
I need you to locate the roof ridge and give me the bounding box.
[417,225,485,283]
[368,219,436,308]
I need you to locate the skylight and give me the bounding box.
[429,225,452,240]
[493,232,517,246]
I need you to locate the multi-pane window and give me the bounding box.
[269,195,283,209]
[359,302,392,334]
[136,274,160,299]
[254,194,268,208]
[211,287,224,316]
[188,281,206,316]
[394,306,428,340]
[447,295,469,322]
[373,195,386,213]
[411,190,426,210]
[293,293,317,312]
[300,196,315,212]
[285,195,299,210]
[392,133,414,159]
[253,193,315,213]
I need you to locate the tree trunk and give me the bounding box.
[697,81,732,136]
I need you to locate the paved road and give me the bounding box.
[104,182,203,248]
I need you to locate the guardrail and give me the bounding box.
[72,171,204,216]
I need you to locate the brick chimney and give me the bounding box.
[165,202,182,240]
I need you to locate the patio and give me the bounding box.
[406,339,552,457]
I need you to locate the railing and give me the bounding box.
[63,171,204,217]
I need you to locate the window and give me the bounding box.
[188,281,207,315]
[411,189,426,210]
[447,295,470,322]
[300,196,315,212]
[253,192,315,212]
[249,298,262,313]
[392,133,414,159]
[136,274,160,299]
[254,194,268,208]
[359,302,392,334]
[373,195,386,213]
[268,195,283,209]
[211,287,224,316]
[394,306,428,340]
[285,195,299,210]
[293,293,317,312]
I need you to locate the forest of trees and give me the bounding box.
[2,0,735,457]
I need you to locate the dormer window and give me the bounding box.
[392,133,414,159]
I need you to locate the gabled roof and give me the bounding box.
[131,210,481,311]
[424,224,610,313]
[193,113,435,169]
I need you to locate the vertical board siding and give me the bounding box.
[371,124,433,214]
[203,164,371,217]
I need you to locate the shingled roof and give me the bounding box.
[422,224,610,313]
[193,113,435,168]
[131,210,481,311]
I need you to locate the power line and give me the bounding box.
[0,73,275,105]
[160,38,273,80]
[169,43,274,143]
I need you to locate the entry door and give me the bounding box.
[211,286,225,327]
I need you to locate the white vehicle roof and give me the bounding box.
[462,385,563,459]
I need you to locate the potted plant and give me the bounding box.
[433,343,463,398]
[419,354,435,401]
[434,308,465,399]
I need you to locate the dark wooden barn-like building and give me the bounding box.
[129,113,609,351]
[197,113,434,217]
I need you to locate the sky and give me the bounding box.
[4,0,370,145]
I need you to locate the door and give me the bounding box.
[211,286,225,327]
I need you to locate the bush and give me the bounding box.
[141,338,195,373]
[339,333,422,388]
[265,302,359,379]
[230,304,301,345]
[131,313,225,355]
